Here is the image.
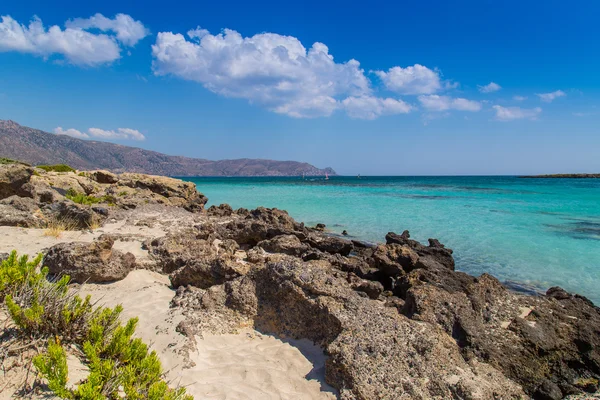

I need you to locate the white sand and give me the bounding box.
[1,219,337,399]
[79,270,337,400]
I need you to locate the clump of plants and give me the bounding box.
[65,188,116,206]
[37,164,76,173]
[0,157,30,166]
[0,251,192,399]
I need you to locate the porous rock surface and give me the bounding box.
[44,236,137,283]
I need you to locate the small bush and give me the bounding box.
[37,164,76,173]
[0,157,31,166]
[1,251,193,399]
[65,189,116,207]
[44,216,79,237]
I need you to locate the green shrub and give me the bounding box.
[1,250,192,399]
[0,157,31,166]
[65,189,116,206]
[37,164,76,173]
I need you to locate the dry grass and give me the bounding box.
[86,216,102,230]
[43,217,79,238]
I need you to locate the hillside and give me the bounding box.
[0,120,336,176]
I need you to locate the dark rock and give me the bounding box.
[44,236,136,283]
[341,230,348,236]
[43,201,97,229]
[314,223,326,231]
[306,234,353,256]
[0,196,42,227]
[207,204,233,217]
[90,170,119,184]
[535,379,562,400]
[92,206,109,216]
[0,164,33,200]
[258,234,309,257]
[386,230,455,270]
[546,286,571,300]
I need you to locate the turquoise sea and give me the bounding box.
[183,176,600,304]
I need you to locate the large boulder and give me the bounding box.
[306,234,354,256]
[206,204,233,217]
[258,234,309,257]
[0,196,42,227]
[0,164,33,200]
[43,201,99,229]
[118,173,207,212]
[386,230,455,270]
[146,231,251,288]
[174,259,525,399]
[44,236,136,283]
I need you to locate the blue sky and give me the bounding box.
[1,0,599,175]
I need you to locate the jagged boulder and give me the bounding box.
[118,173,207,212]
[306,233,354,256]
[89,170,118,184]
[42,200,99,229]
[0,163,33,199]
[174,259,525,399]
[44,236,136,283]
[258,234,309,257]
[386,230,455,270]
[146,231,251,287]
[0,196,42,227]
[206,204,233,217]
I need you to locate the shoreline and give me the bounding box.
[1,164,599,399]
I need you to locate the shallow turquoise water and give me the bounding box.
[183,176,600,303]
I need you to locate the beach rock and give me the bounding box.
[258,234,309,257]
[314,223,326,231]
[180,259,525,399]
[386,230,455,270]
[89,170,118,184]
[220,207,307,245]
[371,243,419,276]
[43,200,99,229]
[0,203,41,227]
[402,271,600,398]
[147,231,251,287]
[207,203,233,217]
[44,236,136,283]
[0,164,33,199]
[306,234,353,256]
[118,173,207,212]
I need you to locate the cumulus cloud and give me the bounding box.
[0,14,148,66]
[374,65,441,95]
[513,95,527,101]
[478,82,501,93]
[151,27,414,119]
[54,127,89,139]
[493,105,542,121]
[66,13,149,47]
[536,90,566,103]
[418,95,481,112]
[54,127,145,141]
[342,96,412,120]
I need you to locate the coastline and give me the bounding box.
[1,164,599,399]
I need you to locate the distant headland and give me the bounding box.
[0,120,336,177]
[519,173,600,178]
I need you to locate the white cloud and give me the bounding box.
[374,64,441,95]
[54,127,89,139]
[342,96,412,120]
[53,127,145,141]
[151,27,415,119]
[418,95,481,112]
[513,95,527,101]
[493,105,542,121]
[536,90,566,103]
[88,127,145,140]
[478,82,501,93]
[0,14,147,66]
[66,13,149,47]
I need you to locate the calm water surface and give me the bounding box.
[183,176,600,303]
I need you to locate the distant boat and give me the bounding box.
[302,172,305,180]
[357,174,361,179]
[325,173,329,180]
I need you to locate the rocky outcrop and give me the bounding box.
[174,259,525,399]
[0,164,34,200]
[0,196,43,227]
[44,236,136,283]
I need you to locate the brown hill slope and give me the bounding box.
[0,120,336,176]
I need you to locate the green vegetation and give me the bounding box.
[1,251,192,399]
[65,188,116,206]
[0,157,30,166]
[37,164,76,173]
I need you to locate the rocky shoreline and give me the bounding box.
[1,163,599,399]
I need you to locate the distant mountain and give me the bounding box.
[0,120,336,176]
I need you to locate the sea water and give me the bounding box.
[183,176,600,304]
